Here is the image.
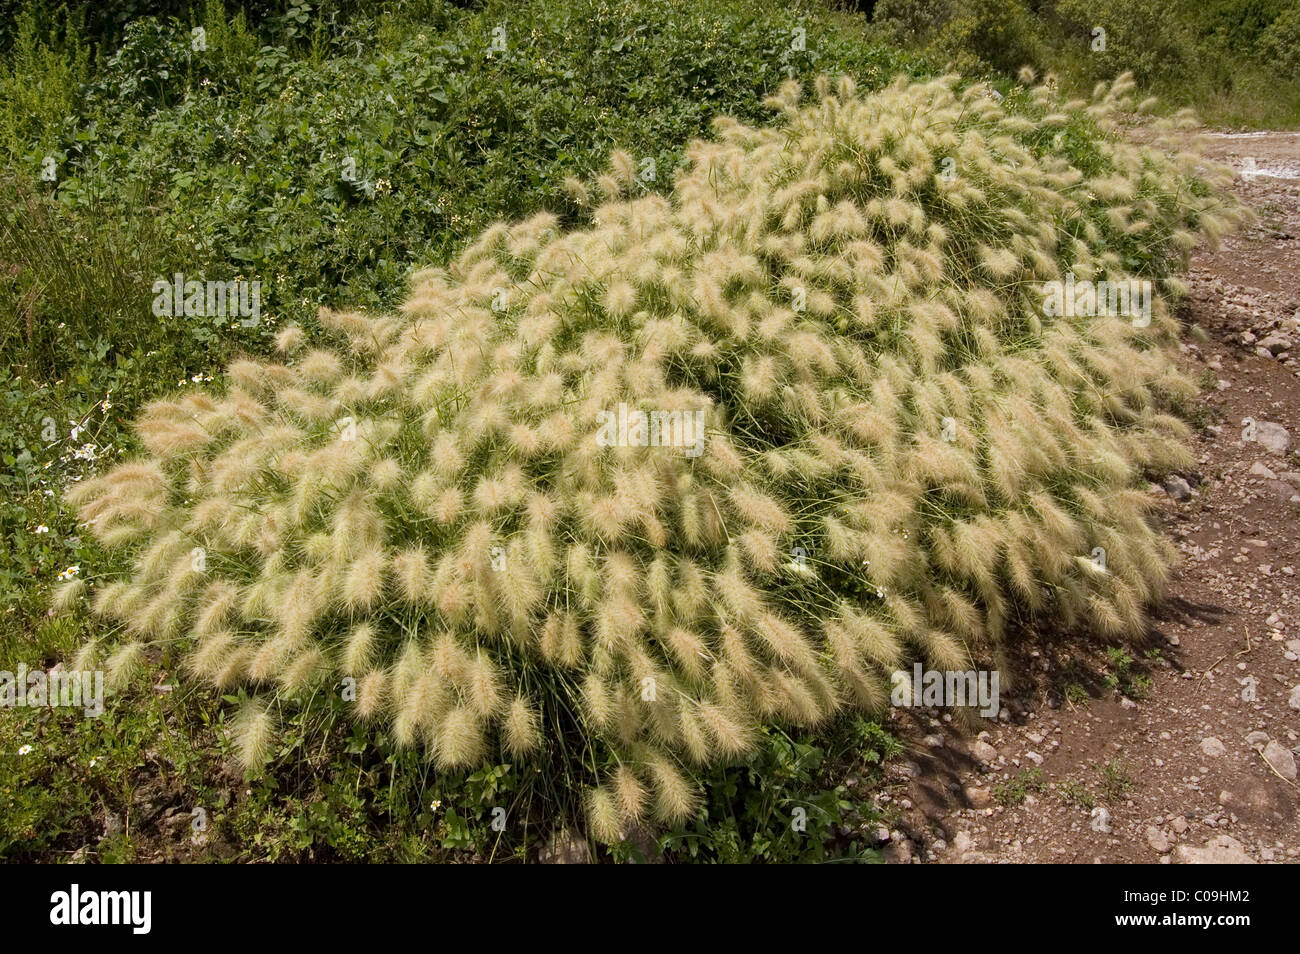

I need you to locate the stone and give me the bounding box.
[1200,736,1227,758]
[1164,475,1192,501]
[964,786,992,809]
[1261,740,1297,781]
[883,835,913,864]
[970,740,998,764]
[538,828,591,864]
[1258,334,1293,355]
[952,831,976,858]
[1255,421,1291,456]
[1175,834,1255,864]
[1146,826,1172,854]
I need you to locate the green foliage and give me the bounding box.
[1052,0,1193,87]
[654,717,900,862]
[0,0,930,863]
[871,0,1300,127]
[1258,4,1300,76]
[1098,757,1134,801]
[0,0,1264,862]
[1057,779,1096,809]
[993,767,1044,806]
[63,71,1238,847]
[1102,645,1152,699]
[935,0,1044,76]
[0,5,90,164]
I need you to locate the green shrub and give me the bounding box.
[871,0,959,45]
[0,6,90,165]
[62,71,1241,843]
[1259,4,1300,76]
[1043,0,1194,86]
[935,0,1045,76]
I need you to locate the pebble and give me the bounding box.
[1146,826,1172,854]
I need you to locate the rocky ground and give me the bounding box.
[879,129,1300,865]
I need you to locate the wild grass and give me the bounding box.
[62,70,1242,844]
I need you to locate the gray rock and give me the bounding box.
[883,834,913,864]
[1164,475,1192,501]
[1245,730,1270,746]
[1200,736,1228,758]
[1289,685,1300,711]
[1266,480,1299,503]
[1255,421,1291,456]
[1258,334,1292,355]
[1249,461,1278,479]
[1175,834,1256,864]
[1146,826,1172,854]
[952,831,976,858]
[537,828,591,864]
[970,740,998,764]
[964,785,992,809]
[1261,740,1297,781]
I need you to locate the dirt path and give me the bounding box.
[881,130,1300,864]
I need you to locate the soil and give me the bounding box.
[881,129,1300,864]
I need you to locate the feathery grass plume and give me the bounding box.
[356,669,387,719]
[390,546,433,605]
[343,622,378,675]
[342,547,386,612]
[435,705,486,769]
[51,578,86,612]
[63,71,1241,843]
[586,786,624,843]
[503,696,541,756]
[231,697,275,770]
[612,764,648,820]
[105,640,144,691]
[646,754,697,823]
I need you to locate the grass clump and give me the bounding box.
[61,71,1241,844]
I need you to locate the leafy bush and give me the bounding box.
[934,0,1044,76]
[873,0,1043,76]
[1258,4,1300,77]
[1051,0,1194,86]
[62,71,1241,843]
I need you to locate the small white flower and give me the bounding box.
[56,565,80,581]
[35,525,48,534]
[17,745,33,756]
